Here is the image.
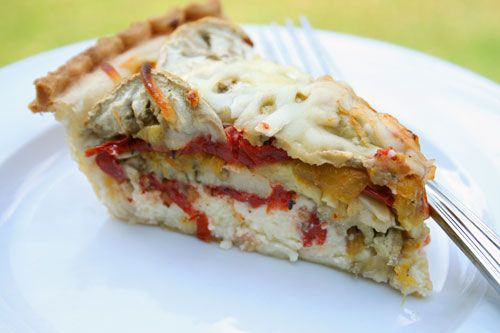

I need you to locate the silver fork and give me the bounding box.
[255,18,500,293]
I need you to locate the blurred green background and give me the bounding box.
[1,0,499,82]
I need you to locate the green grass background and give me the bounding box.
[1,0,499,82]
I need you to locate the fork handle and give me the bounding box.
[426,181,500,293]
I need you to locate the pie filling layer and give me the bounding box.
[83,125,430,295]
[85,125,397,217]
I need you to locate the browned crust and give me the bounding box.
[29,0,223,113]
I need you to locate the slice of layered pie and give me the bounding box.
[30,0,435,296]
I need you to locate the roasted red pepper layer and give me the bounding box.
[95,152,127,183]
[140,173,211,241]
[207,184,296,213]
[85,126,395,208]
[363,185,395,207]
[85,136,152,157]
[179,126,291,168]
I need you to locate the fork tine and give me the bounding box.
[270,23,292,65]
[261,17,346,81]
[256,27,279,63]
[285,19,314,74]
[299,16,345,80]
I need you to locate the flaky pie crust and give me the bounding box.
[29,0,223,113]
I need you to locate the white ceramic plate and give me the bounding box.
[0,25,499,333]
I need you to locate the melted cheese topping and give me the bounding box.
[156,20,434,184]
[184,60,377,162]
